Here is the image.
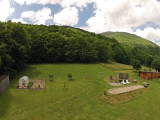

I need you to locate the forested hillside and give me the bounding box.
[0,21,159,76]
[101,32,160,57]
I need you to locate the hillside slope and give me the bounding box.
[101,32,160,57]
[0,21,131,76]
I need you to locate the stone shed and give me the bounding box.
[0,75,10,94]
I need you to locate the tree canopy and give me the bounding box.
[151,59,160,72]
[131,59,142,72]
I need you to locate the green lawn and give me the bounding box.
[0,63,160,120]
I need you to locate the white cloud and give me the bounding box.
[11,18,27,24]
[53,7,79,26]
[35,7,52,24]
[12,0,59,5]
[0,0,15,22]
[157,42,160,46]
[86,10,108,33]
[134,27,160,45]
[60,0,92,8]
[85,0,160,33]
[21,11,35,20]
[12,0,92,8]
[12,0,26,5]
[21,7,52,25]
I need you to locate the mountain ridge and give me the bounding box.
[101,31,160,57]
[101,31,157,46]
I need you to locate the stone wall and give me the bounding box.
[0,75,9,95]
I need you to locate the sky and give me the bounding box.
[0,0,160,46]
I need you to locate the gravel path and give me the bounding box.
[109,82,122,86]
[108,85,144,95]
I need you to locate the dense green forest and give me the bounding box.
[0,21,160,77]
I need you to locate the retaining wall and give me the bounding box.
[0,75,9,94]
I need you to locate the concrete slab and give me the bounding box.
[108,85,144,95]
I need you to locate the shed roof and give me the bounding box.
[139,71,160,73]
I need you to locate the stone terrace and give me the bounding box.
[108,85,144,95]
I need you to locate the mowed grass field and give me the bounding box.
[1,63,160,120]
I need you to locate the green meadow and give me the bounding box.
[0,63,160,120]
[101,32,155,47]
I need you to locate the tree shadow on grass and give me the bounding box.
[24,65,42,79]
[14,65,42,80]
[0,89,12,119]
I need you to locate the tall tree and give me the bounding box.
[131,59,142,72]
[151,59,160,72]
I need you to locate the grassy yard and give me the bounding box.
[0,63,160,120]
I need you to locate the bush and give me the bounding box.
[149,68,152,71]
[27,82,33,88]
[64,82,66,89]
[67,73,72,81]
[104,90,107,96]
[143,68,147,71]
[49,74,53,80]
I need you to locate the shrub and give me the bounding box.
[38,84,40,88]
[143,68,147,71]
[104,90,107,96]
[64,82,66,89]
[149,68,152,71]
[49,74,53,80]
[27,82,33,88]
[67,73,72,81]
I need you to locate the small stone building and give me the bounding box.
[0,75,10,94]
[139,71,160,80]
[19,76,29,88]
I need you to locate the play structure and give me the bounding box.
[19,76,29,88]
